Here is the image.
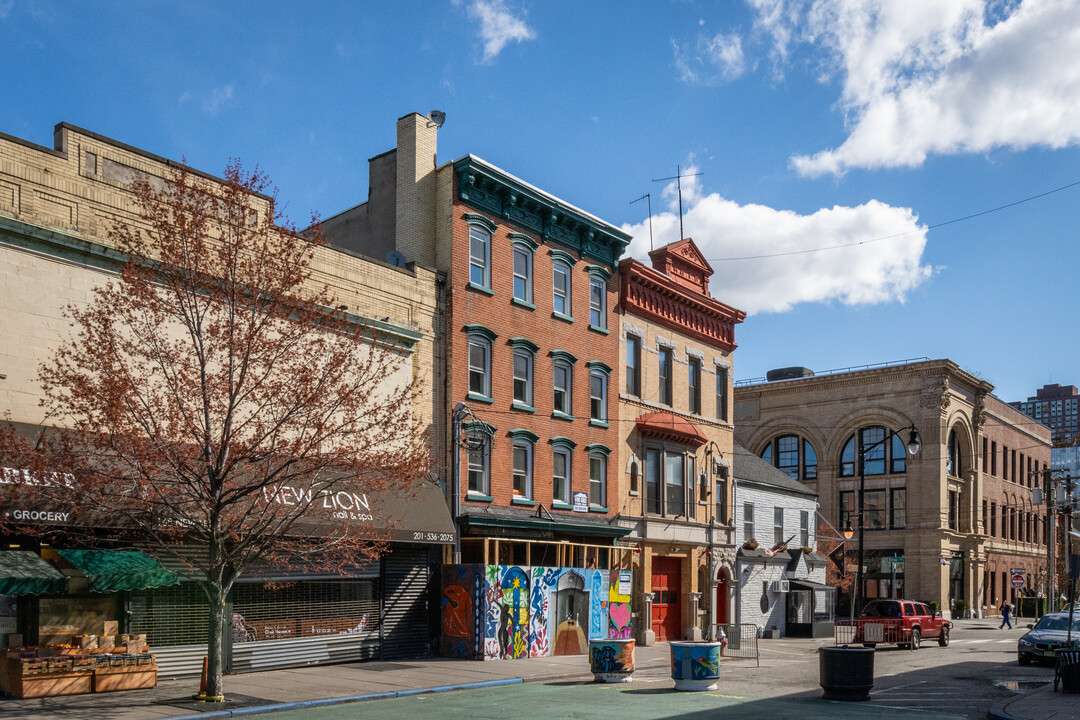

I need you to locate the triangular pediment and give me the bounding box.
[648,238,713,294]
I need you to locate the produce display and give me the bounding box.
[0,634,157,698]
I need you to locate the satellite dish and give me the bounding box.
[386,250,406,268]
[428,110,446,128]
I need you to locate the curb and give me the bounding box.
[163,677,525,720]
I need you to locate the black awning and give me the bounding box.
[790,578,834,591]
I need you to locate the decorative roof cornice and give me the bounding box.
[619,257,745,352]
[453,156,631,270]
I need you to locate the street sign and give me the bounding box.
[1010,567,1026,575]
[1011,573,1025,588]
[881,556,904,572]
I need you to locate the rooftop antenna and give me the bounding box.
[652,165,703,242]
[630,193,653,251]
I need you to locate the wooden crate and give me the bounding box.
[92,665,158,692]
[4,670,93,698]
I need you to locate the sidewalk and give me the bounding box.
[989,682,1080,720]
[0,643,674,720]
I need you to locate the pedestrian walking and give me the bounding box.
[999,601,1013,629]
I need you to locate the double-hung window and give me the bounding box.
[743,502,754,543]
[773,507,784,546]
[467,435,489,495]
[715,364,729,421]
[553,447,571,504]
[665,453,685,517]
[468,338,490,397]
[800,510,810,547]
[625,335,641,396]
[468,224,490,288]
[589,277,605,328]
[513,350,532,407]
[553,360,572,416]
[590,371,606,422]
[512,245,532,304]
[589,450,607,507]
[513,441,532,499]
[658,347,673,405]
[553,261,571,317]
[688,357,702,415]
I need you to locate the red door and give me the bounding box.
[651,557,682,641]
[716,569,729,625]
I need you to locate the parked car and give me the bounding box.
[1017,612,1080,665]
[851,599,952,649]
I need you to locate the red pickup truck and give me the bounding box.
[847,599,952,649]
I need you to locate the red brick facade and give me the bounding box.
[448,176,627,529]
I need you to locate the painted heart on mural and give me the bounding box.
[609,602,631,629]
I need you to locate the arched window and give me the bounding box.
[947,429,963,478]
[838,426,908,477]
[760,434,817,481]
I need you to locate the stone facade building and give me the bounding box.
[733,359,1051,618]
[614,239,745,643]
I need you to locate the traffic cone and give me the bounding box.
[191,656,208,700]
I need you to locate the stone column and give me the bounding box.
[640,593,655,646]
[687,592,703,640]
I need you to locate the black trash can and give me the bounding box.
[819,646,875,701]
[1056,650,1080,693]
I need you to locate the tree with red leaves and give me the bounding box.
[0,162,430,698]
[817,521,854,614]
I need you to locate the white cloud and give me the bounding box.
[204,85,235,116]
[462,0,536,64]
[674,31,746,84]
[177,85,235,117]
[622,174,932,315]
[749,0,1080,176]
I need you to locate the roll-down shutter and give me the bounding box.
[380,545,432,660]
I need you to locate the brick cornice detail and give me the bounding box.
[619,258,744,351]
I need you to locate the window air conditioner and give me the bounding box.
[769,580,790,593]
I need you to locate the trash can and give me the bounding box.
[819,646,874,701]
[589,639,635,683]
[669,641,724,691]
[1056,650,1080,693]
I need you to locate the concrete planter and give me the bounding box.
[819,646,874,701]
[669,641,723,691]
[589,639,635,683]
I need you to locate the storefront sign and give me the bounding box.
[3,509,72,524]
[572,492,589,513]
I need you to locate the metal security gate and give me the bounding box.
[381,545,433,660]
[128,582,210,678]
[230,579,381,672]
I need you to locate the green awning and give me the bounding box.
[56,549,180,593]
[0,551,67,596]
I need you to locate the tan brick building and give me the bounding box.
[733,359,1051,618]
[615,240,744,643]
[0,122,450,671]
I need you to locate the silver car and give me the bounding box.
[1017,612,1080,665]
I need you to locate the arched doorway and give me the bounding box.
[716,568,729,625]
[553,571,588,655]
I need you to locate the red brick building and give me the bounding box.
[322,112,634,569]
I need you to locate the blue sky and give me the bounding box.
[3,0,1078,404]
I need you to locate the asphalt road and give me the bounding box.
[257,620,1051,720]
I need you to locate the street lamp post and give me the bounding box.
[844,424,921,617]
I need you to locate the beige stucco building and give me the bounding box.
[734,359,1051,618]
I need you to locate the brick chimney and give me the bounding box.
[394,112,440,268]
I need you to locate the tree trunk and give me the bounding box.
[205,588,226,699]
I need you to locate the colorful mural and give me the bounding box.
[589,638,635,682]
[440,564,483,659]
[440,565,634,660]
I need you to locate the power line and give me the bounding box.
[705,177,1080,262]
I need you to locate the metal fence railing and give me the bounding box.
[712,624,760,667]
[835,620,914,649]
